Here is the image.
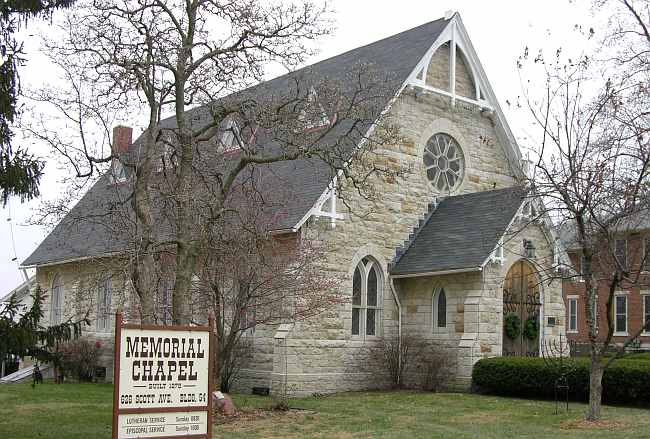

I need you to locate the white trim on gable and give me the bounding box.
[290,13,524,233]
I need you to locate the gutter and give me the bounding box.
[20,251,124,269]
[388,275,403,386]
[390,266,482,279]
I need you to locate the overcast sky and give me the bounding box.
[0,0,596,291]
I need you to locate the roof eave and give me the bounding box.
[390,266,482,279]
[21,251,125,270]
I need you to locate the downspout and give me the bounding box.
[388,276,402,385]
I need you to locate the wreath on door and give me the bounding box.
[523,315,539,340]
[504,313,521,339]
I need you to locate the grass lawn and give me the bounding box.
[2,383,650,438]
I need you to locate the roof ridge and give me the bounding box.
[158,17,450,127]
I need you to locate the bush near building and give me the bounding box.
[472,356,650,405]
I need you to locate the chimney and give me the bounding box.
[112,125,133,155]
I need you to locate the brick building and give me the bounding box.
[562,221,650,351]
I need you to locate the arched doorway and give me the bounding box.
[502,260,541,357]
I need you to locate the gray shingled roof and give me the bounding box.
[390,186,527,276]
[23,17,451,268]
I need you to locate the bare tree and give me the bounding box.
[191,182,342,390]
[518,0,650,420]
[24,0,400,329]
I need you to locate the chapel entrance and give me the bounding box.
[502,260,541,357]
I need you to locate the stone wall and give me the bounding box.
[243,88,524,396]
[35,258,135,381]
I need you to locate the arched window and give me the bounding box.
[432,287,447,330]
[51,274,63,324]
[97,275,112,331]
[351,257,383,336]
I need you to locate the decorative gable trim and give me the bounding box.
[406,14,523,179]
[288,13,524,233]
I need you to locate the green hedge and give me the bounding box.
[472,356,650,405]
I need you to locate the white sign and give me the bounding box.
[118,411,207,438]
[118,328,211,410]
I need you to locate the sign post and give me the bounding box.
[112,312,214,439]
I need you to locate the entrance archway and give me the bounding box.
[502,260,541,357]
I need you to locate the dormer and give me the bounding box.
[298,86,331,131]
[218,116,243,152]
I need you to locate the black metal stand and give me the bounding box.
[554,376,569,415]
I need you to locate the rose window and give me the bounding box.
[423,133,465,192]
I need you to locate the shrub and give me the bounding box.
[416,343,455,392]
[472,356,650,405]
[59,338,102,382]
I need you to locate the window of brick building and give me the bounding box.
[615,239,627,270]
[614,293,628,335]
[568,296,578,333]
[643,237,650,272]
[643,293,650,335]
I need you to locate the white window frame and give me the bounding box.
[432,287,448,333]
[51,274,63,324]
[239,302,257,337]
[567,295,578,334]
[96,275,112,332]
[298,86,331,131]
[351,257,383,338]
[614,291,628,336]
[615,239,627,270]
[642,291,650,336]
[155,278,174,325]
[578,253,588,283]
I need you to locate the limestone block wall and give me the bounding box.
[258,89,520,396]
[35,258,134,380]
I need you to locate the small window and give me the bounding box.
[219,118,242,152]
[579,254,588,277]
[51,274,63,324]
[491,238,504,265]
[350,257,383,337]
[615,239,627,269]
[298,87,331,130]
[109,159,127,183]
[239,304,257,335]
[615,294,627,334]
[156,143,178,172]
[568,297,578,333]
[643,294,650,334]
[643,238,650,272]
[155,279,174,325]
[432,288,448,330]
[96,276,112,332]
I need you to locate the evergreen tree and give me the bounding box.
[0,285,88,373]
[0,1,76,204]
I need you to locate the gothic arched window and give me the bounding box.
[432,287,448,330]
[96,275,112,331]
[51,274,63,324]
[351,257,383,336]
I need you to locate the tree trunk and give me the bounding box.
[587,358,604,420]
